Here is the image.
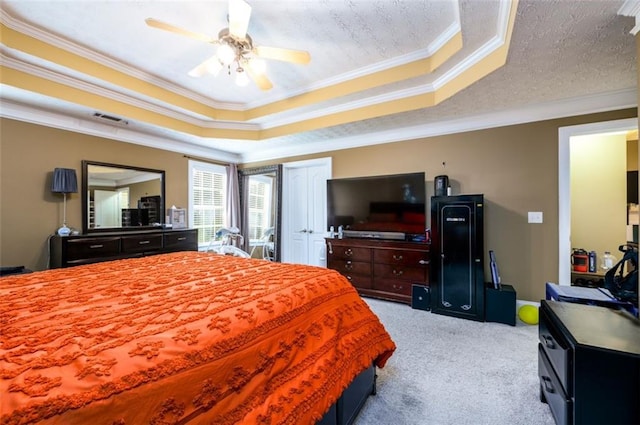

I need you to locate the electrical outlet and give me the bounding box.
[528,211,543,224]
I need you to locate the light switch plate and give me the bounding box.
[528,211,543,223]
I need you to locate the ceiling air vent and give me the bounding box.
[92,112,129,125]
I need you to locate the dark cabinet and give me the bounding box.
[430,194,484,321]
[50,229,198,268]
[538,300,639,424]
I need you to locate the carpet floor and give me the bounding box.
[354,298,556,425]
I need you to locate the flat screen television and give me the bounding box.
[327,172,426,241]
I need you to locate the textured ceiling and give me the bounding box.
[0,0,637,163]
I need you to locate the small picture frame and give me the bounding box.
[168,208,187,229]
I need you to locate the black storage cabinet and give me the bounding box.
[430,194,485,321]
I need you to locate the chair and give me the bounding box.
[206,227,251,258]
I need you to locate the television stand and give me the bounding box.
[326,237,429,304]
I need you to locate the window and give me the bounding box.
[188,161,227,249]
[247,175,272,242]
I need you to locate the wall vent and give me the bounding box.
[93,112,129,125]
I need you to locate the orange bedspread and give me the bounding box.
[0,252,395,425]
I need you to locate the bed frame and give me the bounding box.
[318,365,376,425]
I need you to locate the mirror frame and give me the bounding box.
[81,160,166,234]
[238,164,282,262]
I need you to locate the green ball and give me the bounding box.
[518,304,539,325]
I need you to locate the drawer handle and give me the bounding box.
[89,244,104,249]
[542,335,555,349]
[419,259,429,265]
[138,240,151,245]
[392,269,404,276]
[393,284,404,290]
[541,376,555,394]
[393,254,403,261]
[344,248,353,256]
[344,262,353,271]
[346,276,352,281]
[177,237,187,241]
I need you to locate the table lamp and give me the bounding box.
[51,168,78,236]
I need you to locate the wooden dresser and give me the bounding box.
[50,228,198,268]
[326,237,429,304]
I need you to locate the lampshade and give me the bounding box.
[51,168,78,194]
[217,43,235,66]
[235,68,250,87]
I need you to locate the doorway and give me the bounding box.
[558,117,637,285]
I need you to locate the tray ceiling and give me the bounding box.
[0,0,637,163]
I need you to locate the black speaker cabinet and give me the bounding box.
[485,284,516,326]
[430,194,485,321]
[411,284,430,311]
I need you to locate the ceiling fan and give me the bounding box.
[145,0,311,91]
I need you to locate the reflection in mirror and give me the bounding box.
[82,161,165,233]
[238,165,282,262]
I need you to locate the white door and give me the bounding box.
[282,158,331,266]
[286,167,310,264]
[306,164,330,266]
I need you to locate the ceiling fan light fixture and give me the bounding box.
[206,59,223,76]
[235,67,250,87]
[217,43,236,66]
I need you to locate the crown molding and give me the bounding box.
[0,51,261,131]
[0,98,242,163]
[619,0,640,34]
[2,84,634,165]
[240,87,637,162]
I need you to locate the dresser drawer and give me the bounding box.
[328,259,371,276]
[65,237,120,261]
[164,230,197,251]
[328,245,371,262]
[539,307,571,394]
[121,234,163,253]
[373,263,427,282]
[342,274,373,289]
[539,344,571,425]
[374,249,429,267]
[372,278,412,296]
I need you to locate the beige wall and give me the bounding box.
[1,108,637,302]
[248,109,636,302]
[570,133,627,263]
[0,118,190,271]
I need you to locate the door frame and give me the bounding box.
[558,117,637,285]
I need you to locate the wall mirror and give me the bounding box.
[238,165,282,261]
[82,160,165,233]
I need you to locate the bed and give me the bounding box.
[0,251,395,425]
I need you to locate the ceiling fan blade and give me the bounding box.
[228,0,252,39]
[145,18,217,44]
[253,45,311,64]
[188,56,222,77]
[246,61,273,91]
